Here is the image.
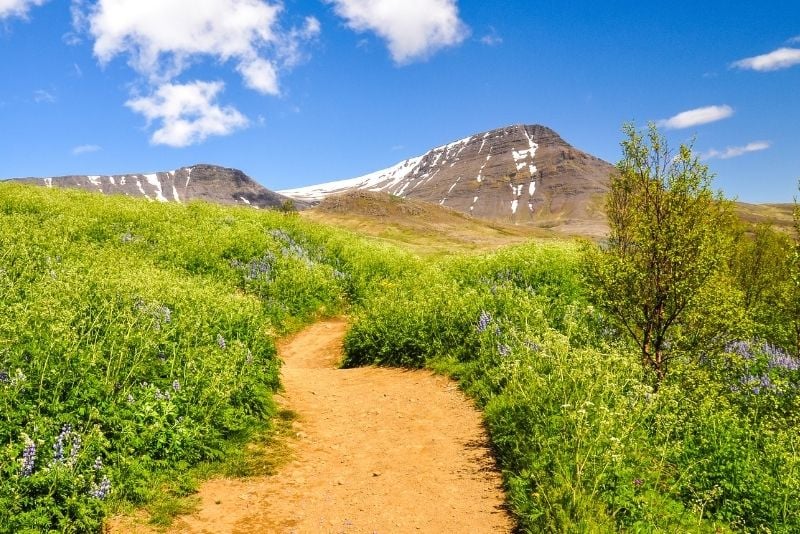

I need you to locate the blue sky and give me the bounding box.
[1,0,798,202]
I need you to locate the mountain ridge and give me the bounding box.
[280,124,614,235]
[8,163,306,210]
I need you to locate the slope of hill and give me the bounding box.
[9,164,306,210]
[303,190,555,255]
[280,124,614,235]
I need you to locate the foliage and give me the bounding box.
[585,123,735,385]
[344,238,799,531]
[0,183,361,531]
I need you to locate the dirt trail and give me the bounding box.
[135,319,512,533]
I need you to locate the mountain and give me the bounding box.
[9,164,306,210]
[304,189,555,254]
[280,124,614,236]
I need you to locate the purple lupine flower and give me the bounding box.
[52,424,71,463]
[764,343,800,371]
[93,456,103,471]
[90,476,112,499]
[69,433,81,465]
[217,334,227,350]
[726,340,754,360]
[524,340,541,352]
[498,344,511,357]
[172,379,180,392]
[740,374,775,395]
[477,310,492,333]
[21,438,36,476]
[0,369,9,384]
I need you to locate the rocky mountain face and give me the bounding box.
[10,164,305,210]
[279,125,614,235]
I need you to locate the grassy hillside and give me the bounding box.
[2,182,798,532]
[0,183,418,532]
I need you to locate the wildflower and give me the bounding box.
[159,306,172,324]
[90,475,112,499]
[633,478,644,488]
[172,379,180,392]
[121,232,134,243]
[764,344,800,371]
[69,433,82,466]
[93,456,103,471]
[0,369,9,384]
[477,310,491,333]
[52,424,71,463]
[524,340,541,352]
[740,374,775,395]
[217,334,227,350]
[725,340,754,360]
[498,344,511,357]
[246,350,253,365]
[127,393,135,403]
[21,438,36,477]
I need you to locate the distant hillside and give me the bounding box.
[9,164,307,210]
[303,190,554,255]
[280,124,614,237]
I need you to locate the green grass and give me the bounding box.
[2,182,798,533]
[343,238,800,532]
[0,183,380,532]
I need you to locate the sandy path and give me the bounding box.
[139,319,512,533]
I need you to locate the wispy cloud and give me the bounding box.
[76,0,320,146]
[33,89,56,103]
[732,47,800,72]
[480,27,502,47]
[72,144,101,155]
[126,81,248,148]
[788,36,800,44]
[0,0,47,20]
[325,0,469,64]
[702,141,771,160]
[656,105,734,130]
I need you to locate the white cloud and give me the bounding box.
[480,34,502,47]
[732,47,800,72]
[126,81,248,147]
[702,141,771,160]
[656,105,734,130]
[86,0,289,92]
[72,144,101,155]
[326,0,468,64]
[480,26,502,46]
[78,1,320,146]
[788,36,800,44]
[33,89,55,103]
[0,0,47,19]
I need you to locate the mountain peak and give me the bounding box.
[279,124,613,235]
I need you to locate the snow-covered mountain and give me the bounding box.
[9,164,305,210]
[279,124,613,231]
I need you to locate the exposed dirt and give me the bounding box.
[115,319,512,533]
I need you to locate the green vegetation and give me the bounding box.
[2,133,798,532]
[343,131,800,531]
[586,124,736,385]
[0,183,369,532]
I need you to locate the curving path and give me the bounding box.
[128,319,512,533]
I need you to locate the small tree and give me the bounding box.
[791,181,800,355]
[588,124,734,385]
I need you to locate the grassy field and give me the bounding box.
[1,183,798,532]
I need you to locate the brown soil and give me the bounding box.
[114,319,513,533]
